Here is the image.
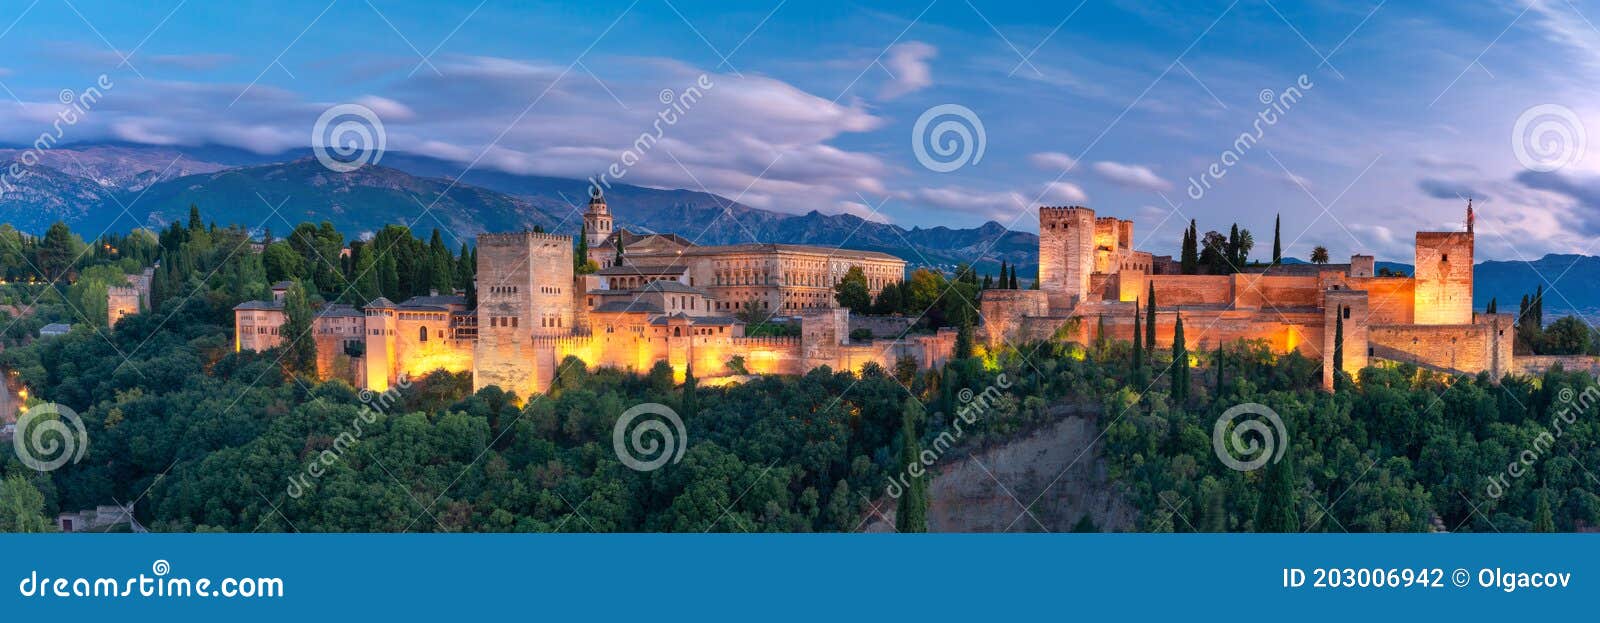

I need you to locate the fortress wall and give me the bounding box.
[107,286,141,330]
[1147,275,1233,307]
[1516,355,1600,377]
[1039,207,1095,311]
[1347,277,1415,325]
[1230,274,1319,310]
[1369,324,1494,376]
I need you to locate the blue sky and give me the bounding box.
[2,0,1599,263]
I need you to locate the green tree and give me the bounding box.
[1533,489,1555,533]
[1310,246,1329,264]
[1254,452,1298,532]
[1008,265,1019,289]
[1170,312,1188,406]
[1132,298,1144,385]
[0,475,53,532]
[575,225,590,273]
[1272,214,1282,264]
[1146,281,1156,359]
[280,282,318,376]
[873,281,902,315]
[37,221,78,281]
[1332,306,1344,388]
[262,241,305,284]
[1180,220,1198,274]
[834,266,872,313]
[895,399,928,533]
[954,317,974,360]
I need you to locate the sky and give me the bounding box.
[1,0,1599,263]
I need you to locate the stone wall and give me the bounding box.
[979,290,1050,345]
[107,286,141,331]
[1369,322,1500,376]
[1515,355,1600,377]
[1038,206,1095,312]
[1146,275,1233,307]
[849,314,916,338]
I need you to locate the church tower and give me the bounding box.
[583,184,613,250]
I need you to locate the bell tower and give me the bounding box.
[583,183,612,250]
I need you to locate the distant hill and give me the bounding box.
[0,143,1038,273]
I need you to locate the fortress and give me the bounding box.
[230,187,1516,395]
[234,187,952,398]
[980,203,1513,388]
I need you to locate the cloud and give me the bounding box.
[1039,181,1088,205]
[1090,161,1172,192]
[829,201,892,223]
[913,186,1029,222]
[1513,170,1600,235]
[0,55,893,215]
[1417,177,1486,202]
[879,42,935,99]
[1028,151,1077,172]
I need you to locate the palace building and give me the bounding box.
[234,186,948,399]
[981,202,1514,389]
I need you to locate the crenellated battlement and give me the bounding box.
[731,336,802,347]
[477,231,572,246]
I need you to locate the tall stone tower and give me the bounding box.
[363,297,399,391]
[583,184,612,251]
[1413,228,1473,325]
[473,231,577,399]
[1038,206,1096,312]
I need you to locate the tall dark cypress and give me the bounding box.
[1171,311,1188,406]
[1272,214,1282,265]
[1332,306,1345,388]
[1145,281,1157,359]
[1008,266,1019,289]
[1132,298,1144,384]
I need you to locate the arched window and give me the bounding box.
[419,326,429,342]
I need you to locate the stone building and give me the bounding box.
[106,267,153,331]
[984,203,1513,389]
[234,186,945,400]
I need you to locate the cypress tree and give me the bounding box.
[1272,213,1282,265]
[681,363,698,419]
[1215,343,1225,396]
[954,317,974,360]
[1181,220,1199,274]
[1132,298,1144,385]
[280,282,318,377]
[1171,311,1187,406]
[575,224,590,272]
[1534,489,1555,533]
[998,261,1008,289]
[1332,306,1345,387]
[1254,451,1298,532]
[1487,298,1497,314]
[1145,281,1157,359]
[1009,266,1019,289]
[895,399,928,533]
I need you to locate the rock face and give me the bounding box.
[863,408,1137,533]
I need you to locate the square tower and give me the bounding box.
[1038,206,1096,312]
[473,231,576,398]
[1413,232,1473,325]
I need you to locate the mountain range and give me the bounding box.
[1,142,1595,321]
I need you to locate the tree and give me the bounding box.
[1170,311,1188,406]
[37,221,78,281]
[280,282,318,376]
[1487,298,1497,314]
[0,475,53,532]
[1533,489,1555,533]
[1310,246,1330,264]
[1009,265,1019,289]
[1272,214,1282,264]
[873,281,902,315]
[1200,230,1229,274]
[575,225,590,273]
[954,317,974,360]
[895,399,928,533]
[680,364,698,419]
[262,241,305,284]
[1214,343,1225,396]
[1180,220,1199,274]
[1544,316,1592,355]
[1146,281,1156,359]
[1332,306,1344,386]
[833,266,872,313]
[1254,452,1298,532]
[997,261,1008,290]
[1132,298,1144,385]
